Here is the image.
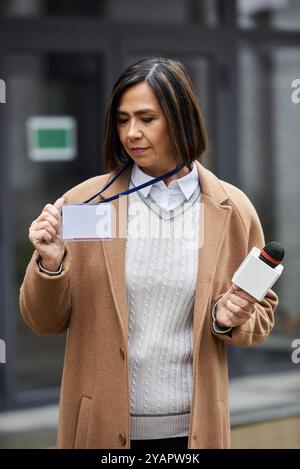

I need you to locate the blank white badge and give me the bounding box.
[62,204,113,241]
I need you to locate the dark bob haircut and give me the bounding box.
[102,57,209,172]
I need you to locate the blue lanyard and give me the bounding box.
[82,161,182,205]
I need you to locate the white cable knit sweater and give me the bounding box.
[125,163,201,440]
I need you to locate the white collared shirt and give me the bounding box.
[130,160,200,211]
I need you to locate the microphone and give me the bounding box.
[258,241,285,268]
[232,242,285,301]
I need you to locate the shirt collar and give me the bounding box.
[130,160,200,200]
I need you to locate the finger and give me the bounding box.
[41,204,61,222]
[226,299,252,318]
[216,308,233,328]
[54,197,65,212]
[229,293,251,311]
[231,284,256,304]
[218,303,251,327]
[219,318,233,328]
[30,229,52,244]
[37,212,59,231]
[30,227,55,245]
[219,309,245,328]
[31,221,57,238]
[221,309,245,327]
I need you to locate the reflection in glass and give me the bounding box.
[238,0,300,31]
[0,0,220,26]
[10,53,102,391]
[238,46,300,375]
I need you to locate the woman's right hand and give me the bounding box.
[29,197,66,271]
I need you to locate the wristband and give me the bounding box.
[38,260,64,276]
[212,302,233,334]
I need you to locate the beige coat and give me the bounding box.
[19,160,278,449]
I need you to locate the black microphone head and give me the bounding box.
[258,241,285,268]
[263,242,285,262]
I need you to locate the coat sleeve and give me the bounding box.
[211,196,279,347]
[19,193,72,336]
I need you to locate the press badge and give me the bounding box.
[60,163,182,241]
[62,204,114,241]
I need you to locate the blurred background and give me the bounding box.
[0,0,299,449]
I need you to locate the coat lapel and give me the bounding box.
[192,161,232,352]
[100,160,232,348]
[99,165,132,343]
[192,195,232,354]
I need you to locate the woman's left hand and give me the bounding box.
[215,284,257,328]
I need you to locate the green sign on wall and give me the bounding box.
[27,116,77,161]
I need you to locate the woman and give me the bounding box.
[19,57,278,450]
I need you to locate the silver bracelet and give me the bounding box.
[212,301,233,334]
[38,260,64,276]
